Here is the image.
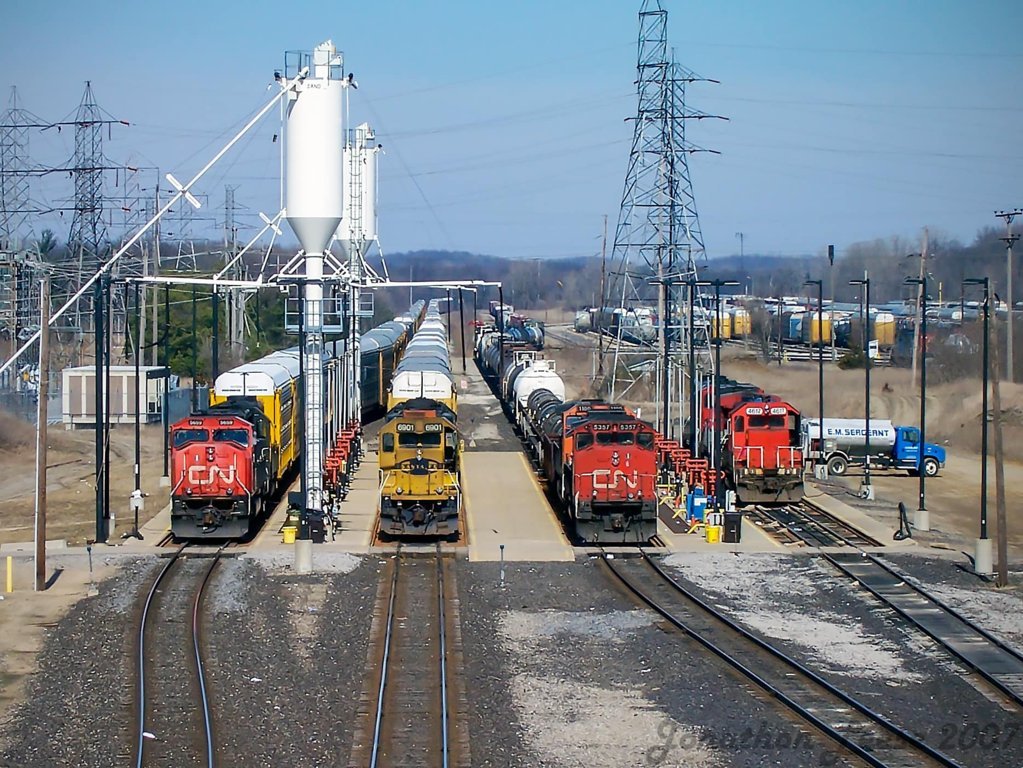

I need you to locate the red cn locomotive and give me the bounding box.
[170,414,268,538]
[696,377,804,503]
[532,399,659,543]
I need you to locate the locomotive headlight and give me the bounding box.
[395,487,403,495]
[226,488,233,496]
[435,487,444,494]
[628,493,635,500]
[185,488,193,495]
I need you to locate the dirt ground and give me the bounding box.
[0,554,122,732]
[0,412,170,547]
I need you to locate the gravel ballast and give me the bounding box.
[662,551,1023,768]
[6,548,1020,767]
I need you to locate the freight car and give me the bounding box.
[378,299,462,538]
[168,301,426,538]
[476,333,658,543]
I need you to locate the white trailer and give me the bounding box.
[801,417,945,477]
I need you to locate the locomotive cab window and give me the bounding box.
[615,432,635,445]
[381,433,395,452]
[213,428,249,446]
[399,432,442,448]
[173,428,208,448]
[734,416,745,433]
[575,432,594,450]
[637,432,654,449]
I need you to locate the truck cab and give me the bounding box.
[891,426,946,477]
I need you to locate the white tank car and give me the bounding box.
[512,360,564,429]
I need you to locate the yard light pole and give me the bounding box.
[905,274,929,530]
[965,277,992,574]
[804,279,825,478]
[694,278,739,504]
[646,275,673,437]
[849,275,874,499]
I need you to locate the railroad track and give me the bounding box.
[135,543,225,768]
[746,502,882,548]
[749,502,1023,707]
[825,552,1023,708]
[351,544,465,768]
[602,549,963,768]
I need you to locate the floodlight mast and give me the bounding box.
[0,72,308,379]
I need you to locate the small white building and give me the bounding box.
[62,365,166,430]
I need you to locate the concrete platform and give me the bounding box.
[319,452,380,552]
[653,515,785,553]
[804,482,917,551]
[462,452,575,562]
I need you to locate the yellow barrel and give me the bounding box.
[282,525,297,544]
[705,525,723,544]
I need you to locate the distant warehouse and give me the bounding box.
[62,365,166,430]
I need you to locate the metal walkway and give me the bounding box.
[827,552,1023,707]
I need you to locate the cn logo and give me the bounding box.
[187,465,236,486]
[592,469,639,490]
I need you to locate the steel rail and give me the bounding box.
[797,501,882,547]
[782,500,1023,707]
[602,550,962,768]
[369,544,402,768]
[436,544,451,768]
[135,543,188,768]
[826,551,1023,708]
[193,545,226,768]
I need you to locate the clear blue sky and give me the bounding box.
[3,0,1021,262]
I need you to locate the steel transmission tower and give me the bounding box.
[68,83,110,305]
[606,0,723,440]
[0,87,40,250]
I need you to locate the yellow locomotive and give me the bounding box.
[377,301,462,538]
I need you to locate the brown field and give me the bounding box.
[0,413,169,546]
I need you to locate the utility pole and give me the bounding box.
[995,209,1021,383]
[911,228,927,386]
[597,214,607,382]
[150,182,161,366]
[34,277,49,591]
[828,245,837,362]
[735,231,744,277]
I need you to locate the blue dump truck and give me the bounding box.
[801,418,946,478]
